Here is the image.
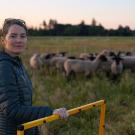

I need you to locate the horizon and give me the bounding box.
[0,0,135,29]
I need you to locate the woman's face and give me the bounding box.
[3,24,27,56]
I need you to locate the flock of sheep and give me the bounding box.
[29,50,135,80]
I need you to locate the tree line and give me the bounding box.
[1,18,135,36]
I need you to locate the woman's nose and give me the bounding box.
[16,37,22,42]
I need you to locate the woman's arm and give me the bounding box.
[0,61,53,124]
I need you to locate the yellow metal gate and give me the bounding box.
[17,100,106,135]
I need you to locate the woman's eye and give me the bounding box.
[21,35,26,38]
[10,35,16,38]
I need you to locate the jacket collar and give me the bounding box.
[0,51,22,66]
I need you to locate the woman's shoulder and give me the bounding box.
[0,51,12,60]
[0,52,14,67]
[0,59,14,76]
[0,51,17,74]
[0,51,21,66]
[0,53,17,84]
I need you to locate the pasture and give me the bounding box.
[22,37,135,135]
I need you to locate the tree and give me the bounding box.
[78,20,89,36]
[91,18,97,26]
[79,20,85,25]
[48,19,57,29]
[42,20,47,29]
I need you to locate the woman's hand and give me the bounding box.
[53,108,69,119]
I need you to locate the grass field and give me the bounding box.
[22,37,135,135]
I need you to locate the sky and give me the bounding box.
[0,0,135,29]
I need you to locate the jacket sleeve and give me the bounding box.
[0,61,53,124]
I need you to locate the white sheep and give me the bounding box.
[29,53,43,69]
[122,56,135,71]
[111,58,123,75]
[79,53,90,60]
[98,55,123,76]
[50,56,68,72]
[40,54,68,73]
[64,50,108,78]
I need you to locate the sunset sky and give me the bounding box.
[0,0,134,29]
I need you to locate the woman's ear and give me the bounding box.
[1,37,4,44]
[0,37,5,48]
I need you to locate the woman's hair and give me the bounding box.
[1,18,28,38]
[0,18,28,50]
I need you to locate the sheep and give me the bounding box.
[118,51,133,57]
[49,56,68,72]
[40,53,49,60]
[122,56,135,71]
[79,53,90,60]
[79,53,96,60]
[40,52,68,73]
[64,50,108,78]
[39,53,55,74]
[57,51,68,57]
[98,53,123,77]
[125,51,133,56]
[29,53,43,69]
[97,57,112,74]
[111,55,123,74]
[87,53,96,61]
[67,56,76,59]
[108,51,116,57]
[40,53,52,65]
[111,55,123,77]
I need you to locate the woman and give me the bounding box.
[0,18,68,135]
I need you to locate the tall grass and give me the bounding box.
[23,37,135,135]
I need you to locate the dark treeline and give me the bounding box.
[1,18,135,36]
[28,19,135,36]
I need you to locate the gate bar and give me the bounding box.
[17,100,106,135]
